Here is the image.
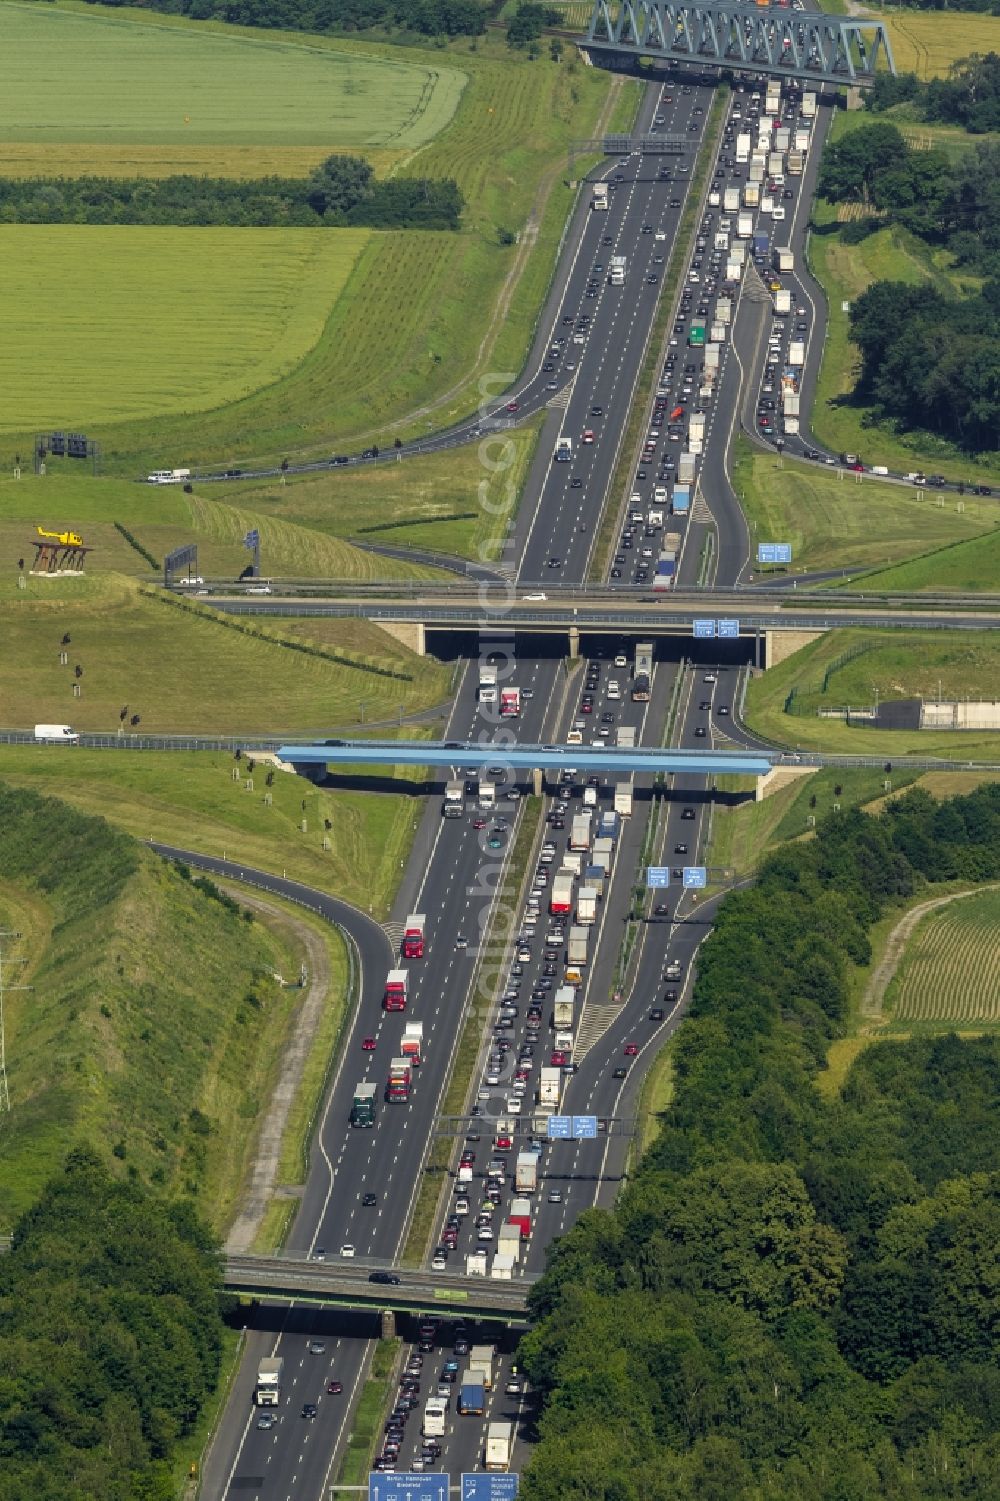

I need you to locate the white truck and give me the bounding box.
[146,467,191,485]
[568,926,589,967]
[479,780,496,809]
[576,886,598,925]
[774,247,793,273]
[775,288,792,314]
[569,813,592,852]
[743,183,760,208]
[737,211,753,240]
[715,295,732,325]
[735,132,751,163]
[34,723,79,744]
[689,412,706,444]
[553,985,576,1028]
[608,255,627,286]
[498,1222,522,1260]
[539,1066,562,1107]
[788,340,805,367]
[486,1421,514,1472]
[490,1253,515,1280]
[794,126,810,152]
[554,436,573,463]
[768,151,784,177]
[591,182,609,210]
[775,127,790,152]
[787,150,804,176]
[614,782,633,817]
[723,187,740,213]
[479,663,498,705]
[705,343,721,374]
[616,725,636,748]
[256,1357,284,1406]
[802,91,817,119]
[466,1253,487,1276]
[443,779,465,818]
[469,1345,494,1389]
[515,1150,538,1193]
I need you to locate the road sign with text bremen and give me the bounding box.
[547,1115,572,1139]
[757,542,792,564]
[693,618,716,638]
[369,1474,449,1501]
[572,1116,598,1139]
[682,866,707,889]
[646,866,670,888]
[717,619,740,639]
[463,1474,520,1501]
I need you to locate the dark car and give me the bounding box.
[302,1403,318,1420]
[369,1271,401,1286]
[650,1007,665,1021]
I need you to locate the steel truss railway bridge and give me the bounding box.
[581,0,895,85]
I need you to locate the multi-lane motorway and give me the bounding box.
[199,62,843,1501]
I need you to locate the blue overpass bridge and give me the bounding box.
[277,739,773,778]
[582,0,896,84]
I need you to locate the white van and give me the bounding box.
[607,681,621,700]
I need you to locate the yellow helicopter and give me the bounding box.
[36,526,85,547]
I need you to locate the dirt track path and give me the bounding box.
[861,885,1000,1021]
[225,892,333,1253]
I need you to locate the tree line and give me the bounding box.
[81,0,494,38]
[0,1148,224,1501]
[520,783,1000,1500]
[817,121,1000,453]
[0,154,463,230]
[866,52,1000,134]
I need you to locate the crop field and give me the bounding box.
[1,2,464,149]
[879,10,1000,79]
[0,574,451,733]
[0,226,369,432]
[744,629,1000,758]
[891,889,1000,1026]
[733,441,998,578]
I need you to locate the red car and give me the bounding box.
[472,817,487,830]
[551,1050,567,1067]
[505,400,520,413]
[582,429,595,444]
[495,1134,512,1150]
[624,1042,639,1057]
[362,1036,377,1051]
[327,1380,344,1394]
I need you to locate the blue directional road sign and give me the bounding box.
[693,618,716,639]
[646,866,671,889]
[757,542,792,564]
[547,1115,572,1139]
[572,1115,598,1139]
[682,866,707,889]
[718,619,740,639]
[243,528,260,549]
[463,1475,520,1501]
[370,1474,449,1501]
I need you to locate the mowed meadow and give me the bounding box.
[890,888,1000,1028]
[0,0,623,470]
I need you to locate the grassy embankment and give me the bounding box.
[733,439,1000,582]
[222,414,544,563]
[0,472,445,583]
[805,109,1000,489]
[0,785,304,1231]
[742,629,1000,759]
[0,0,634,469]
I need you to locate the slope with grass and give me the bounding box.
[0,574,451,732]
[745,629,1000,757]
[0,783,306,1230]
[222,416,542,562]
[0,472,443,585]
[850,527,1000,594]
[734,440,998,578]
[0,743,428,916]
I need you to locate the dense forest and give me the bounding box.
[866,52,1000,132]
[817,121,1000,452]
[0,155,464,230]
[521,784,1000,1500]
[81,0,494,37]
[0,1148,223,1501]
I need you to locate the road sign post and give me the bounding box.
[546,1115,572,1139]
[645,866,670,888]
[756,543,792,565]
[462,1476,519,1501]
[571,1116,598,1139]
[717,619,740,639]
[693,619,716,639]
[682,867,707,889]
[369,1475,449,1501]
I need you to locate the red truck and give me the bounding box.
[383,969,408,1012]
[402,914,425,960]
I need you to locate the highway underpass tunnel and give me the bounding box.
[424,628,764,670]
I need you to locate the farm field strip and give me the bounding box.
[1,1,464,147]
[876,9,1000,79]
[893,891,1000,1025]
[0,143,408,180]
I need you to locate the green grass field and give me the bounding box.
[876,9,1000,79]
[0,142,408,179]
[0,226,370,433]
[1,1,464,148]
[850,528,1000,595]
[888,888,1000,1027]
[0,744,428,916]
[0,573,451,733]
[745,629,1000,756]
[223,417,542,562]
[0,472,442,583]
[734,441,998,579]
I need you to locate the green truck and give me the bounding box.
[350,1082,377,1128]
